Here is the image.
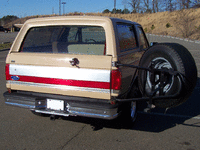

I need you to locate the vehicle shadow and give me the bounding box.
[61,78,200,132]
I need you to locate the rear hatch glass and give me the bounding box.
[20,26,106,55]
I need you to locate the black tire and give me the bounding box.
[138,43,197,108]
[119,101,137,125]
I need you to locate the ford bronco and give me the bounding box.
[4,16,197,122]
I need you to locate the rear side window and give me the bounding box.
[20,26,106,55]
[117,24,137,51]
[138,27,149,49]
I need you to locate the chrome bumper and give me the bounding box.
[4,91,119,120]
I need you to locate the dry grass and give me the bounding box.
[5,8,200,40]
[0,42,12,50]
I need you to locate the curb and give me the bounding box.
[146,33,200,44]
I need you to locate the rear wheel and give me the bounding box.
[138,43,197,108]
[119,101,137,125]
[130,101,137,122]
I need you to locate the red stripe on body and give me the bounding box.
[9,75,111,89]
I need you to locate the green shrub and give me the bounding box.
[166,23,171,28]
[144,28,148,32]
[151,25,155,30]
[0,43,12,50]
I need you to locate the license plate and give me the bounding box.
[47,99,64,111]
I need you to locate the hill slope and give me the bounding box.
[5,8,200,40]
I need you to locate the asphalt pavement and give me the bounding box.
[0,32,18,44]
[0,34,200,150]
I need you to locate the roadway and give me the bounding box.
[0,33,200,150]
[0,32,18,44]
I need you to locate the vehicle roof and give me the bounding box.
[24,15,140,26]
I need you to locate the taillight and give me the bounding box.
[104,43,106,55]
[111,69,121,90]
[5,64,10,80]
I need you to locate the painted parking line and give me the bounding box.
[146,33,200,44]
[138,111,200,120]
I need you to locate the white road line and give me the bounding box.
[147,33,200,44]
[138,111,200,120]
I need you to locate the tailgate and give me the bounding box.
[6,53,112,99]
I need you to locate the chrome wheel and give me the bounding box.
[146,57,174,94]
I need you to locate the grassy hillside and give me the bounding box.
[5,8,200,40]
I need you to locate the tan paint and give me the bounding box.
[7,53,112,69]
[6,16,144,100]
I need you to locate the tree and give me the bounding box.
[192,3,200,8]
[191,0,200,7]
[162,0,177,12]
[142,0,153,13]
[168,0,176,11]
[122,8,131,14]
[111,8,122,14]
[152,0,155,13]
[0,15,18,26]
[177,0,192,9]
[143,0,150,11]
[183,0,192,8]
[128,0,141,13]
[102,9,110,13]
[152,0,161,12]
[155,0,161,12]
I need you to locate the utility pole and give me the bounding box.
[114,0,116,13]
[62,2,66,15]
[59,0,61,15]
[52,7,54,15]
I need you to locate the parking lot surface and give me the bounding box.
[0,34,200,150]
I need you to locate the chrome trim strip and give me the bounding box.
[10,64,110,82]
[5,102,35,109]
[34,110,70,117]
[69,110,118,119]
[9,81,110,93]
[34,109,118,119]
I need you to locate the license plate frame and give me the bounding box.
[47,99,64,111]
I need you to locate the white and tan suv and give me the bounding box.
[4,16,197,123]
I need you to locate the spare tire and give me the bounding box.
[138,43,197,108]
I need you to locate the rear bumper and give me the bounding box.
[3,91,119,120]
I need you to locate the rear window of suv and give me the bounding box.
[20,26,106,55]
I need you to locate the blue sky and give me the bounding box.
[0,0,127,18]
